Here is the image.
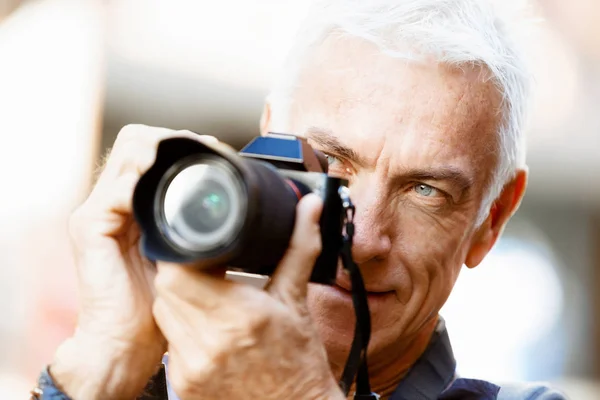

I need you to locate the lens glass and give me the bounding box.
[181,180,230,234]
[159,156,246,252]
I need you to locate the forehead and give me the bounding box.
[288,35,501,186]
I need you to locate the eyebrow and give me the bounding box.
[305,126,365,165]
[396,167,474,195]
[305,126,473,195]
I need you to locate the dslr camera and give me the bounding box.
[132,133,349,285]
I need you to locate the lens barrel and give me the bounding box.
[155,154,247,253]
[133,136,343,285]
[133,137,303,274]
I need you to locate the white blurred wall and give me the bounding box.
[0,0,105,395]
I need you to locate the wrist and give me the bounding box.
[300,377,346,400]
[323,382,346,400]
[50,333,164,400]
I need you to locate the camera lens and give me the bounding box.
[182,180,230,233]
[156,155,247,252]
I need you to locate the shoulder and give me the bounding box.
[440,378,568,400]
[497,382,569,400]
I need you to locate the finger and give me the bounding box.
[77,172,140,237]
[92,124,216,197]
[153,296,193,349]
[163,344,210,400]
[75,126,217,234]
[96,132,160,187]
[153,296,214,385]
[154,262,234,308]
[69,174,131,242]
[267,193,323,302]
[153,290,216,372]
[96,125,176,185]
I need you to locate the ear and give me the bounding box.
[465,168,528,268]
[259,101,272,136]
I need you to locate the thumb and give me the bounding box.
[267,193,323,302]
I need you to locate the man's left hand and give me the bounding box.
[152,194,345,400]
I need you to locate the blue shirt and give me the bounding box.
[38,317,568,399]
[385,318,567,400]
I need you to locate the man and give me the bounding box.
[33,0,567,399]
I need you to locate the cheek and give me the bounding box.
[391,204,472,303]
[305,285,357,368]
[393,197,474,260]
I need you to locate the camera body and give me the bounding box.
[132,133,347,285]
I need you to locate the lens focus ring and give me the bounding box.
[155,154,247,253]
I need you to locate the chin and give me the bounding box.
[307,283,405,368]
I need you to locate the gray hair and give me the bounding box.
[268,0,534,224]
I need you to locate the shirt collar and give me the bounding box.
[390,316,457,400]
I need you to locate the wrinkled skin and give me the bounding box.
[51,125,343,400]
[262,36,527,396]
[52,127,211,399]
[51,35,527,400]
[152,195,341,400]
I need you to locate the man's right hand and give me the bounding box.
[50,125,217,400]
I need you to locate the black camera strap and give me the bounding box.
[338,194,380,400]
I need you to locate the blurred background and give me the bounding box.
[0,0,598,398]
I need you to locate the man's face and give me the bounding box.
[276,36,502,366]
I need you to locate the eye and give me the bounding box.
[321,153,354,177]
[413,183,439,197]
[324,153,341,166]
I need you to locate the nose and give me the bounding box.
[347,178,392,265]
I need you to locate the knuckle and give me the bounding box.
[169,370,194,398]
[151,298,166,321]
[176,129,218,145]
[197,134,219,144]
[117,171,140,190]
[107,126,165,176]
[187,355,210,379]
[299,233,322,259]
[176,129,199,138]
[310,234,323,256]
[114,124,160,151]
[114,140,156,177]
[291,217,323,259]
[136,148,158,174]
[115,124,144,143]
[154,265,182,294]
[232,298,273,338]
[114,131,146,157]
[245,310,270,335]
[172,358,210,397]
